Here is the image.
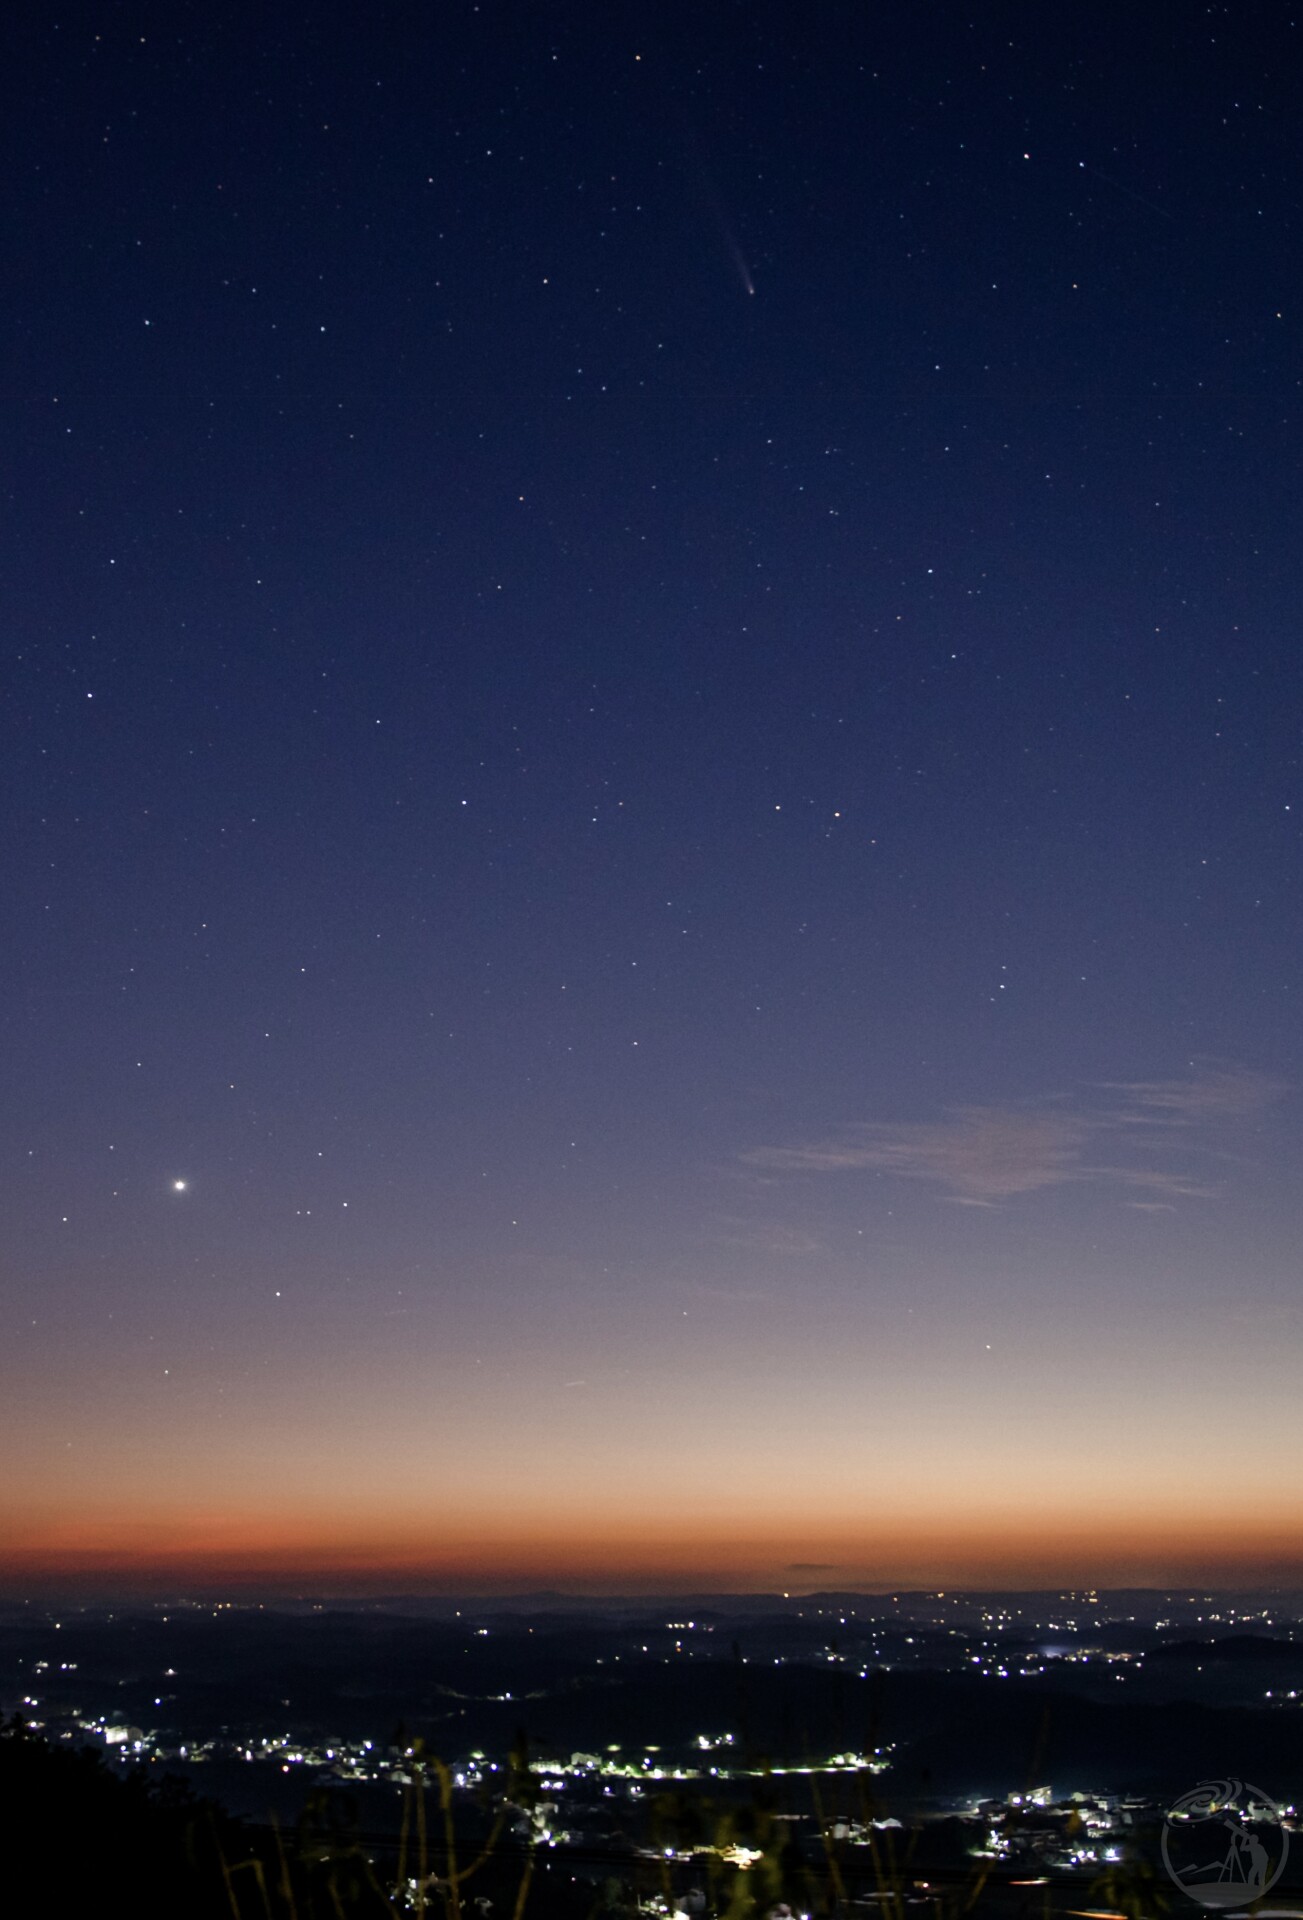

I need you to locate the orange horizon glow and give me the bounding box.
[9,1266,1301,1603]
[6,1503,1303,1596]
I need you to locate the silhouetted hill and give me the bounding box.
[0,1717,244,1917]
[1149,1635,1303,1660]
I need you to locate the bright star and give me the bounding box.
[172,1179,187,1192]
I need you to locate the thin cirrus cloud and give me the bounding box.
[712,1219,829,1257]
[742,1065,1286,1208]
[1095,1065,1288,1125]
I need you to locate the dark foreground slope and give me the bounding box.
[0,1718,252,1918]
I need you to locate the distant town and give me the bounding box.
[7,1588,1303,1911]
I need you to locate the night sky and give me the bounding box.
[6,2,1303,1596]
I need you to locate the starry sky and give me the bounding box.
[5,1,1303,1597]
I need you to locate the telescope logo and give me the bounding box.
[1161,1778,1288,1908]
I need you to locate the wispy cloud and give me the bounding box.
[743,1064,1286,1209]
[711,1218,828,1257]
[746,1106,1083,1203]
[1082,1164,1219,1202]
[1096,1064,1288,1125]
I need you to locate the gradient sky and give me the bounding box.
[5,1,1303,1595]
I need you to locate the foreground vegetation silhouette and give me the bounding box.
[2,1715,1175,1920]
